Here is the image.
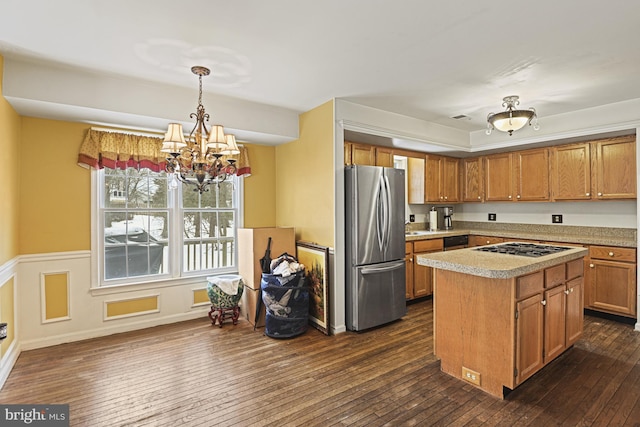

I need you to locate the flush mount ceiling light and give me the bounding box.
[161,66,240,193]
[486,95,540,136]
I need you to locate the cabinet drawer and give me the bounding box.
[566,259,584,280]
[545,264,566,288]
[517,271,544,299]
[405,242,413,254]
[469,235,505,246]
[590,246,636,262]
[413,238,444,252]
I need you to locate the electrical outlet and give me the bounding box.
[552,214,563,224]
[409,214,415,222]
[462,367,481,386]
[488,213,497,221]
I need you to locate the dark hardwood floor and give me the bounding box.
[1,299,639,426]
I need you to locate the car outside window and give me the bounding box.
[97,167,240,286]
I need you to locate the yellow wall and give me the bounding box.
[19,118,92,253]
[275,100,334,247]
[0,55,20,264]
[243,143,277,227]
[17,117,276,253]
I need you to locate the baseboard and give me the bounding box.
[20,308,209,351]
[0,339,21,391]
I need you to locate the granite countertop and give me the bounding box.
[416,245,589,279]
[405,222,637,248]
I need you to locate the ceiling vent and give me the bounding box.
[451,114,470,120]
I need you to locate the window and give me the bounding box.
[96,167,242,286]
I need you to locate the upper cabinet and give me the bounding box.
[462,157,484,202]
[347,134,636,203]
[344,141,374,166]
[550,143,592,200]
[514,148,550,201]
[344,141,397,167]
[425,154,460,203]
[375,147,395,167]
[593,136,636,199]
[441,157,461,203]
[551,135,636,201]
[485,153,514,201]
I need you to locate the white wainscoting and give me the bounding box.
[16,251,212,351]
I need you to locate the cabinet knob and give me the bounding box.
[598,192,603,196]
[586,192,590,196]
[444,196,448,200]
[410,258,413,262]
[517,195,521,199]
[608,252,614,257]
[589,263,595,268]
[565,289,570,295]
[508,195,512,199]
[486,240,491,244]
[477,196,481,200]
[541,300,547,306]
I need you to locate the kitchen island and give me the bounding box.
[417,243,588,398]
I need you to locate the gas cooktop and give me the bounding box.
[473,243,571,258]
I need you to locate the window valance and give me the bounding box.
[77,129,251,176]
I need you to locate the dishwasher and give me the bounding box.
[443,235,469,251]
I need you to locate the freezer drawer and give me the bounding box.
[347,260,407,331]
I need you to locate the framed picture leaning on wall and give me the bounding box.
[296,241,330,335]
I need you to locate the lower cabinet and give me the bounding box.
[515,259,584,386]
[585,245,637,318]
[406,238,443,300]
[405,243,414,299]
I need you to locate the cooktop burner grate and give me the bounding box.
[473,243,571,257]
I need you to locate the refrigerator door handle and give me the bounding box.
[376,173,385,252]
[360,260,405,275]
[383,173,391,254]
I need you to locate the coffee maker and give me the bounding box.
[436,206,454,230]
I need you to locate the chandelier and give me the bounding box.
[161,66,240,193]
[486,95,540,136]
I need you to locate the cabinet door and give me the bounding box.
[550,143,591,200]
[515,148,550,201]
[413,240,443,298]
[413,250,439,298]
[405,243,414,299]
[516,293,544,385]
[424,155,442,202]
[588,259,637,317]
[375,147,394,167]
[544,285,567,363]
[349,142,375,166]
[441,157,460,202]
[462,157,484,202]
[566,277,584,347]
[407,156,425,204]
[593,136,637,199]
[485,153,514,201]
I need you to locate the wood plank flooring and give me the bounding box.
[1,299,639,426]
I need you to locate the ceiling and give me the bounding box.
[2,0,640,146]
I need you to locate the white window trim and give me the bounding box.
[90,168,244,291]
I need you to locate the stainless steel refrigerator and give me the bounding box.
[345,165,407,331]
